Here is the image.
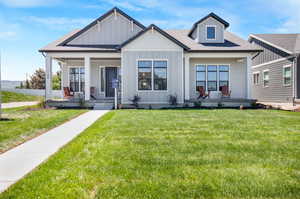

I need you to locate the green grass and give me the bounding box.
[1,91,43,103]
[1,109,300,199]
[0,106,87,152]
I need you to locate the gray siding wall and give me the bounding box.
[68,13,142,45]
[189,58,247,100]
[252,58,294,102]
[198,17,224,43]
[250,38,290,66]
[122,51,184,104]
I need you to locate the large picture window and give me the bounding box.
[195,64,230,92]
[138,60,167,91]
[207,65,217,91]
[219,65,229,90]
[69,67,85,92]
[283,65,291,86]
[196,65,206,91]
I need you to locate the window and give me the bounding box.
[207,65,217,91]
[263,70,269,87]
[196,65,206,91]
[207,26,216,40]
[138,61,152,90]
[153,61,167,90]
[69,67,85,92]
[219,65,229,90]
[253,72,260,85]
[196,64,229,92]
[283,65,292,86]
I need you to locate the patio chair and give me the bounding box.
[197,86,210,99]
[63,87,74,99]
[90,87,97,100]
[220,85,231,98]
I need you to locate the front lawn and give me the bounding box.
[1,109,300,199]
[1,91,43,103]
[0,107,87,153]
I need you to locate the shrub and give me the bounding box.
[169,94,178,106]
[129,95,141,108]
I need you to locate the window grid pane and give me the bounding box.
[207,27,216,39]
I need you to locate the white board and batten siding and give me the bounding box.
[67,13,143,45]
[121,30,184,104]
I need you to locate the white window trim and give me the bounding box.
[283,64,292,87]
[136,59,169,92]
[68,66,85,94]
[206,25,217,40]
[263,69,270,88]
[195,64,231,93]
[253,71,260,85]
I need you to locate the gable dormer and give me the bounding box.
[188,13,229,44]
[59,7,145,46]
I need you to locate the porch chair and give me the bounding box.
[197,86,210,99]
[63,87,74,99]
[90,87,97,100]
[220,85,231,98]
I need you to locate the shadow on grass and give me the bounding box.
[0,118,14,121]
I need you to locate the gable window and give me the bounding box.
[138,60,168,91]
[283,65,292,86]
[69,67,85,93]
[253,72,260,85]
[263,70,269,87]
[206,26,216,40]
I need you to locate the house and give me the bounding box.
[249,34,300,103]
[39,7,260,108]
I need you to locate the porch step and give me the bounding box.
[93,103,114,110]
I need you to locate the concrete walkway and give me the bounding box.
[259,102,300,111]
[0,110,109,193]
[2,101,39,109]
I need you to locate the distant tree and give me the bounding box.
[20,82,23,88]
[52,71,61,90]
[30,68,45,89]
[25,79,31,89]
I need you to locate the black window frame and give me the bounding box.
[153,60,168,91]
[206,26,216,40]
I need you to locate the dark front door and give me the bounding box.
[105,67,118,97]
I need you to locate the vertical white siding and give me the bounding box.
[68,13,143,45]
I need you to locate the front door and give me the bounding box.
[105,67,118,97]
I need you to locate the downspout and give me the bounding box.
[293,54,299,105]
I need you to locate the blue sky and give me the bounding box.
[0,0,300,80]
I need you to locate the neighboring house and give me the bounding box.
[39,7,260,107]
[249,34,300,103]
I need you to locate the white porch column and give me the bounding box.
[84,56,91,101]
[45,55,53,100]
[184,56,190,100]
[59,62,65,98]
[246,56,252,99]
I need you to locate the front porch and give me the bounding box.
[45,53,121,106]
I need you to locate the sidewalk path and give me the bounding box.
[2,101,39,109]
[0,110,109,193]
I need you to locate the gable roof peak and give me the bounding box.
[188,12,230,37]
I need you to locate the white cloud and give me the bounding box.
[0,31,17,39]
[24,16,92,30]
[104,0,143,11]
[0,0,59,7]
